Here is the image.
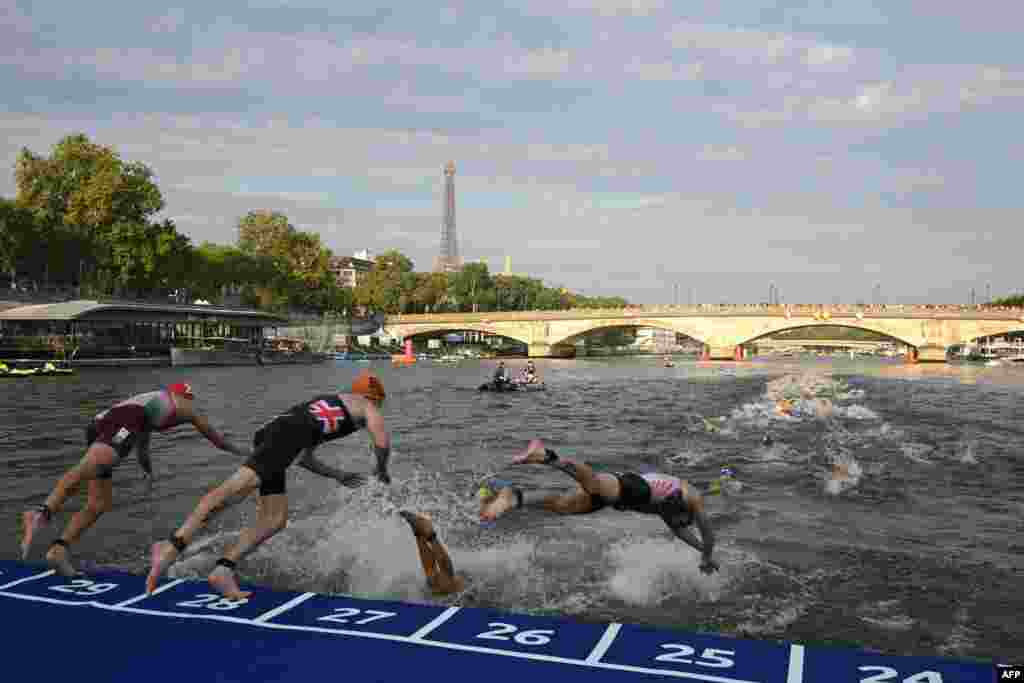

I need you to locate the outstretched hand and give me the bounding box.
[336,472,368,489]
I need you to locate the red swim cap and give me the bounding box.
[167,382,194,400]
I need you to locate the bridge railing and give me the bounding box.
[387,303,1024,322]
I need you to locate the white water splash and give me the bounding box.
[857,599,916,631]
[955,440,980,465]
[824,454,863,495]
[605,537,725,606]
[901,442,935,466]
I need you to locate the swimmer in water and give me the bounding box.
[399,511,465,594]
[480,439,719,575]
[145,372,391,599]
[19,383,249,576]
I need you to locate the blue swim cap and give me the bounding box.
[720,466,735,478]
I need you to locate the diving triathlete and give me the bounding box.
[479,439,719,575]
[20,383,249,576]
[399,511,465,594]
[145,372,392,599]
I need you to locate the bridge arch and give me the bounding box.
[957,327,1024,345]
[738,323,916,349]
[392,324,531,347]
[548,319,708,348]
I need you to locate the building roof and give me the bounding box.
[0,299,288,323]
[330,255,374,270]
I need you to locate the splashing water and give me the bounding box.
[824,452,863,496]
[606,536,727,606]
[901,442,935,466]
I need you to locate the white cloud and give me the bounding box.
[565,0,665,16]
[504,48,573,78]
[524,143,611,162]
[624,59,703,81]
[803,44,855,68]
[234,189,333,203]
[667,23,797,65]
[696,145,747,162]
[526,239,603,250]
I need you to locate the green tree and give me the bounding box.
[0,198,39,277]
[992,294,1024,307]
[354,250,415,313]
[450,261,493,311]
[14,134,164,287]
[235,210,335,311]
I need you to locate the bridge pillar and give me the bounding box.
[703,345,741,361]
[916,345,948,363]
[528,343,575,358]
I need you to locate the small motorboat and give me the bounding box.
[477,380,547,392]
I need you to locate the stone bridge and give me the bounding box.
[383,304,1024,361]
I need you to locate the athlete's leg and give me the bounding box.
[512,440,622,500]
[21,444,116,559]
[541,486,599,514]
[146,467,260,593]
[400,511,439,577]
[480,483,599,521]
[426,537,464,594]
[400,512,464,594]
[413,534,438,580]
[208,492,287,600]
[45,477,114,576]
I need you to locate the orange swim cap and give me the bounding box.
[351,372,386,402]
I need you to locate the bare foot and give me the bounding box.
[45,543,80,577]
[399,511,434,539]
[480,487,519,521]
[208,565,252,600]
[512,439,548,464]
[146,541,179,594]
[20,510,48,559]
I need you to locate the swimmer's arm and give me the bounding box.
[365,403,391,484]
[298,447,365,487]
[664,515,705,554]
[191,414,251,458]
[135,432,153,476]
[691,500,715,561]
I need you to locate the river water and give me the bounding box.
[2,356,1021,662]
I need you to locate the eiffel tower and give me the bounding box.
[433,160,463,273]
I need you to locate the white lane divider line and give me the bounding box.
[585,622,621,664]
[786,644,805,683]
[113,579,185,608]
[0,569,56,590]
[408,606,461,640]
[253,592,316,623]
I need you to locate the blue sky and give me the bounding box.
[2,0,1022,303]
